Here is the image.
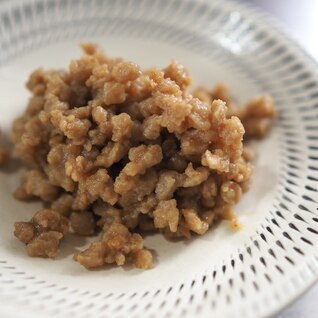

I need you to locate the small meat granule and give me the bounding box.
[70,211,95,236]
[14,209,69,258]
[0,147,9,166]
[51,193,74,216]
[220,181,242,205]
[14,170,60,202]
[133,249,153,269]
[153,199,179,232]
[0,130,10,167]
[194,83,277,139]
[74,223,151,269]
[182,209,209,235]
[12,43,276,270]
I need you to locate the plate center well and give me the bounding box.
[0,37,279,293]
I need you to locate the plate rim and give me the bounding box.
[0,0,318,317]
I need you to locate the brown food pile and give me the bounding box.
[12,44,276,270]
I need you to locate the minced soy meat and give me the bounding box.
[12,43,276,270]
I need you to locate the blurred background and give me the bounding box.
[244,2,318,318]
[244,0,318,60]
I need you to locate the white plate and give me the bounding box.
[1,0,318,317]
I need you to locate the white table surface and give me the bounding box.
[243,1,318,317]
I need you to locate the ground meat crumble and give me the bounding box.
[0,130,9,166]
[12,43,276,270]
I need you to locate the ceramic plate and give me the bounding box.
[1,0,318,317]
